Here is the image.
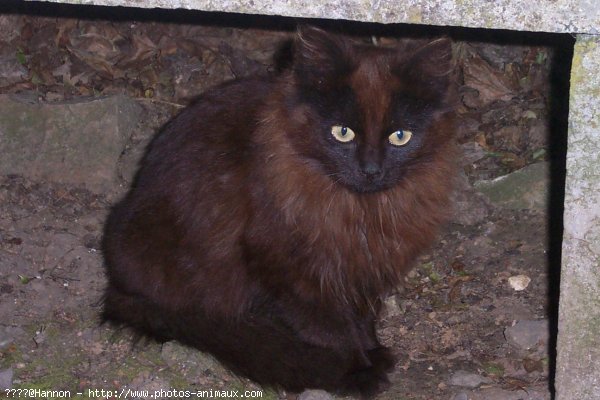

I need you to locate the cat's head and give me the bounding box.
[280,26,455,193]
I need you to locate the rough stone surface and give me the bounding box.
[298,389,334,400]
[504,319,549,351]
[0,94,141,194]
[473,162,549,211]
[0,368,13,390]
[448,370,492,388]
[452,172,492,226]
[127,373,170,397]
[0,326,20,350]
[464,387,549,400]
[556,34,600,400]
[453,393,468,400]
[26,0,600,34]
[161,341,227,377]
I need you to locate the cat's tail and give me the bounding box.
[102,285,393,398]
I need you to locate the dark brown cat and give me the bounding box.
[102,26,456,397]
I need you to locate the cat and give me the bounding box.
[102,26,457,398]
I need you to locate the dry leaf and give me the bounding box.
[451,260,465,272]
[68,45,116,77]
[55,19,77,47]
[463,49,519,106]
[474,132,489,150]
[158,35,179,56]
[522,357,544,373]
[66,23,125,79]
[440,327,460,349]
[501,377,531,392]
[499,151,526,169]
[448,279,464,303]
[131,32,158,60]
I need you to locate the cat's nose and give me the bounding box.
[361,162,383,180]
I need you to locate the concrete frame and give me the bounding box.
[21,1,600,398]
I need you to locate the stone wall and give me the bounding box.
[556,34,600,400]
[25,0,600,34]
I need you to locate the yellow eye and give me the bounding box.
[331,125,356,143]
[389,130,412,146]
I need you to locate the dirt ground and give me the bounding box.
[0,6,571,400]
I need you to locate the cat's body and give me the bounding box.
[103,27,456,397]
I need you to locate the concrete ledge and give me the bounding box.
[556,34,600,400]
[25,0,600,35]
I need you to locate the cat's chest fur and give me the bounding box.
[242,94,455,309]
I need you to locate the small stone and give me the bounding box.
[33,328,47,346]
[448,370,492,388]
[298,389,334,400]
[0,368,13,389]
[508,275,531,291]
[504,320,549,350]
[453,393,469,400]
[382,295,403,317]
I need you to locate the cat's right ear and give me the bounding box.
[292,26,355,89]
[394,38,454,104]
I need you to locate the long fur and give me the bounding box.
[102,27,457,398]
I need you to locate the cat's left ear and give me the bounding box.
[395,38,454,102]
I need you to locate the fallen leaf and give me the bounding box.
[451,260,466,272]
[448,279,464,303]
[463,49,519,106]
[474,132,489,149]
[501,377,531,392]
[68,45,117,77]
[523,357,544,373]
